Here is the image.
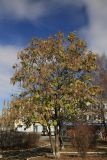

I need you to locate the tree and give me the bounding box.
[95,54,107,132]
[0,102,17,131]
[11,32,100,158]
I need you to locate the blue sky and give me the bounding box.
[0,0,107,110]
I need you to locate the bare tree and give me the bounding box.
[95,54,107,132]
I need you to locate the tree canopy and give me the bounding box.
[11,32,100,158]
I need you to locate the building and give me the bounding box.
[15,120,54,135]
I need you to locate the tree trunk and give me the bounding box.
[54,126,60,159]
[101,110,107,132]
[59,125,64,150]
[59,135,64,150]
[47,125,55,155]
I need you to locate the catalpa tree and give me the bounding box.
[11,32,100,158]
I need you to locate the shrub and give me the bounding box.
[0,131,40,149]
[68,123,96,159]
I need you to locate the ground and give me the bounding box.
[28,156,107,160]
[1,136,107,160]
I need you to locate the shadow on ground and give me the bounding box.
[2,147,51,160]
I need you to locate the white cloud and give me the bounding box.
[54,0,107,55]
[80,0,107,54]
[0,45,20,99]
[0,0,47,21]
[51,0,107,55]
[0,0,84,21]
[0,45,18,67]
